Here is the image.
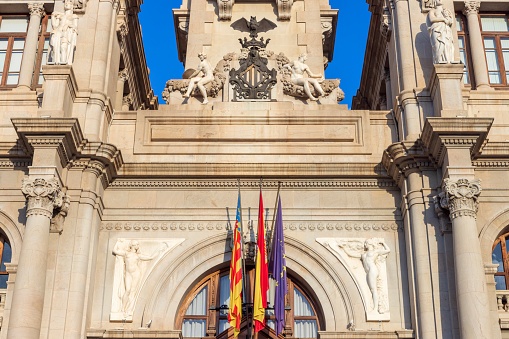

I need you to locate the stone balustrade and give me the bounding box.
[497,291,509,312]
[0,289,6,329]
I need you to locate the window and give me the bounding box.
[456,14,471,84]
[480,14,509,86]
[178,269,322,338]
[0,15,51,88]
[491,232,509,290]
[0,236,11,289]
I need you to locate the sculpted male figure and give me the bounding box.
[284,54,325,101]
[113,240,167,315]
[49,0,78,65]
[184,53,215,104]
[427,0,454,63]
[338,239,391,313]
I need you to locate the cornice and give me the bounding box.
[421,117,493,166]
[382,141,434,185]
[109,179,397,190]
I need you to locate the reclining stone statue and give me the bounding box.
[283,54,325,101]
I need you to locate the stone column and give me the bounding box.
[463,1,491,90]
[7,178,69,339]
[16,2,45,91]
[439,178,492,339]
[406,170,437,339]
[383,68,393,109]
[115,69,129,111]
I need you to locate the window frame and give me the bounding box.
[0,235,10,288]
[455,13,474,87]
[479,13,509,87]
[493,232,509,289]
[0,14,50,89]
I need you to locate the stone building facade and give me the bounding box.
[0,0,508,339]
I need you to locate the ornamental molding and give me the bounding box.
[109,179,397,189]
[0,160,31,169]
[100,221,401,233]
[381,7,392,40]
[118,69,129,82]
[438,178,481,220]
[463,0,481,16]
[473,160,509,168]
[28,3,46,18]
[217,0,234,21]
[277,0,293,20]
[21,178,70,222]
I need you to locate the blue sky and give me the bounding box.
[139,1,370,107]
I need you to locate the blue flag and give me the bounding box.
[268,196,287,336]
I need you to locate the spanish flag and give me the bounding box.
[228,195,243,337]
[253,188,269,332]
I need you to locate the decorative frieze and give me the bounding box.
[100,221,401,233]
[21,178,70,220]
[438,178,481,219]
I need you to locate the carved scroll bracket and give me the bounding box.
[217,0,234,21]
[277,0,294,21]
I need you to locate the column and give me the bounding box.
[115,69,129,110]
[440,178,492,339]
[16,3,45,91]
[406,171,437,339]
[7,178,69,339]
[383,68,393,109]
[463,1,491,90]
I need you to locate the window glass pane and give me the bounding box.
[295,320,318,338]
[0,52,5,74]
[6,74,19,85]
[0,39,8,50]
[0,275,7,289]
[1,242,11,272]
[46,17,52,32]
[267,277,275,316]
[8,51,22,72]
[182,319,206,338]
[495,275,507,290]
[0,17,28,33]
[185,286,207,316]
[484,37,497,49]
[294,288,314,317]
[218,319,231,334]
[493,242,505,272]
[12,38,25,50]
[481,16,509,32]
[219,275,230,315]
[458,37,465,49]
[266,319,275,330]
[456,16,462,31]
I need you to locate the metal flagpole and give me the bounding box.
[267,181,281,260]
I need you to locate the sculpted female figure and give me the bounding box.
[283,54,325,101]
[427,0,454,63]
[338,238,391,312]
[184,53,215,104]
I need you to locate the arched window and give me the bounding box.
[177,269,322,338]
[0,236,11,289]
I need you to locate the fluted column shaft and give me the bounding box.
[16,3,45,90]
[463,1,491,89]
[440,178,491,339]
[7,178,69,339]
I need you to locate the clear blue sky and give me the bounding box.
[139,1,370,107]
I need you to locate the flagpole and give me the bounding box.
[237,179,247,306]
[267,181,281,260]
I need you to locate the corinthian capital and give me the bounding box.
[439,178,481,220]
[28,2,46,18]
[463,0,480,16]
[21,178,69,219]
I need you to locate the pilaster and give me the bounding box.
[429,63,466,117]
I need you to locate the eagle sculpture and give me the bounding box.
[231,16,277,39]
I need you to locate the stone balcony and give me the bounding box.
[496,291,509,329]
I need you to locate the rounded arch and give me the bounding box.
[0,210,23,262]
[134,234,363,332]
[479,208,509,262]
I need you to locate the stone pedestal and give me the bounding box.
[40,65,78,118]
[429,63,466,117]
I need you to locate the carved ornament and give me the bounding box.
[21,178,70,221]
[118,69,129,82]
[277,0,294,21]
[28,3,46,18]
[463,0,481,15]
[381,7,392,39]
[421,0,436,13]
[439,178,481,220]
[217,0,234,21]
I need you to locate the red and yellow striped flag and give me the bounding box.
[228,196,243,337]
[254,188,269,332]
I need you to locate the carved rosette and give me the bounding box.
[21,178,69,219]
[217,0,234,21]
[28,2,46,18]
[439,178,481,220]
[277,0,293,21]
[463,0,480,16]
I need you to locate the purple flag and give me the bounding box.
[268,196,287,336]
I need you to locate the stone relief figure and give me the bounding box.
[113,240,168,317]
[49,0,78,65]
[335,238,390,314]
[283,54,325,101]
[184,53,215,104]
[427,0,454,64]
